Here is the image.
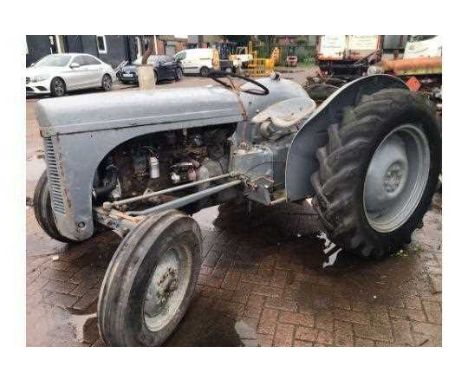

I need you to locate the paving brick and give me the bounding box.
[47,260,74,271]
[203,249,222,268]
[316,330,334,346]
[42,267,77,283]
[271,269,288,289]
[201,286,235,301]
[293,339,315,347]
[250,284,283,298]
[315,311,334,331]
[334,320,354,346]
[43,280,76,295]
[411,321,442,341]
[258,308,279,335]
[353,323,393,343]
[355,338,375,346]
[221,270,241,290]
[241,270,273,285]
[333,296,352,310]
[295,326,318,342]
[73,288,100,312]
[273,323,295,346]
[257,334,274,347]
[264,297,297,312]
[404,296,423,310]
[334,309,370,324]
[422,300,442,324]
[197,273,224,288]
[391,318,414,346]
[212,300,245,318]
[69,278,101,297]
[429,275,442,293]
[44,293,79,309]
[278,311,315,328]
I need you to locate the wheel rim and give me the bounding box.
[143,246,191,332]
[53,80,64,95]
[103,76,111,90]
[363,123,430,233]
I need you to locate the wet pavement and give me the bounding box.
[26,73,442,347]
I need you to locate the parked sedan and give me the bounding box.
[117,55,183,84]
[26,53,116,97]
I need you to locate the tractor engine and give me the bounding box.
[93,124,236,208]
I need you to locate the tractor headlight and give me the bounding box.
[31,74,50,82]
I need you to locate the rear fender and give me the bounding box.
[285,75,408,202]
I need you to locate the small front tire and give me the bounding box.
[33,171,77,243]
[98,210,202,346]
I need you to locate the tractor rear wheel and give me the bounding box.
[311,88,441,259]
[98,210,202,346]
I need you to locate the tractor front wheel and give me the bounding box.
[311,88,441,259]
[33,171,78,243]
[98,210,202,346]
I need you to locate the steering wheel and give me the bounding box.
[208,71,270,96]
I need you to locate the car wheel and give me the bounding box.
[175,67,183,81]
[50,77,66,97]
[102,74,112,91]
[200,66,210,77]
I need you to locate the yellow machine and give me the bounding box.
[233,41,280,77]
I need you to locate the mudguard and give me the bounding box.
[285,75,408,202]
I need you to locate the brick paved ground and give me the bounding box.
[26,73,442,346]
[26,194,442,347]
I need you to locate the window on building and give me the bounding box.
[96,35,107,54]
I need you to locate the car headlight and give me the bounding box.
[31,74,50,82]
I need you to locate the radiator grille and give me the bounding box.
[44,137,66,214]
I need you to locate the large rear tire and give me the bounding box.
[98,210,202,346]
[33,171,78,243]
[311,89,441,259]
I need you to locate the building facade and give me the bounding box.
[26,35,191,67]
[26,35,141,68]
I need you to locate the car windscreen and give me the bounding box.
[35,55,72,67]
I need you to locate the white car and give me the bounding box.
[26,53,117,97]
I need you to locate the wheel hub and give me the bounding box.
[384,163,404,193]
[363,124,430,233]
[143,247,190,332]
